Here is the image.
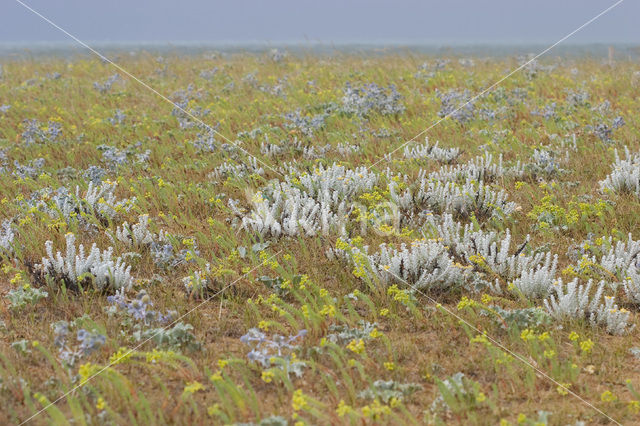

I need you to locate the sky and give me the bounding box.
[1,0,638,45]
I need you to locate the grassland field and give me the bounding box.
[1,50,640,425]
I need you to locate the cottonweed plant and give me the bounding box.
[210,157,265,181]
[428,152,524,184]
[599,146,640,197]
[544,279,634,335]
[390,177,517,222]
[107,214,196,269]
[0,219,15,257]
[425,214,541,281]
[32,232,134,292]
[241,163,378,237]
[108,214,161,249]
[43,181,136,226]
[403,138,461,164]
[509,252,559,298]
[358,239,466,292]
[568,233,640,303]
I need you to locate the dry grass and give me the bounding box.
[1,51,640,425]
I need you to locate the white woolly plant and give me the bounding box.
[295,163,379,203]
[429,152,524,184]
[573,233,640,302]
[599,146,640,197]
[1,220,15,256]
[108,214,162,249]
[82,181,136,220]
[622,268,640,304]
[333,239,466,292]
[336,142,361,156]
[390,178,516,221]
[370,240,465,291]
[425,213,547,287]
[403,138,461,164]
[210,157,264,180]
[592,234,640,277]
[36,233,133,292]
[510,253,558,298]
[182,263,212,296]
[242,188,348,238]
[51,181,136,223]
[590,296,635,335]
[544,279,633,335]
[544,279,604,322]
[428,180,516,220]
[242,163,378,237]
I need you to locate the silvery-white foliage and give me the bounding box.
[81,181,136,220]
[43,181,134,224]
[182,263,211,294]
[242,188,347,238]
[335,142,361,156]
[276,162,300,176]
[0,220,15,256]
[403,138,461,164]
[366,239,465,291]
[260,141,286,157]
[109,214,159,249]
[426,214,544,281]
[511,253,558,298]
[544,279,632,334]
[302,143,332,159]
[242,163,378,237]
[594,234,640,276]
[430,372,468,413]
[210,157,264,180]
[599,147,640,197]
[296,163,378,203]
[429,152,524,183]
[544,279,604,322]
[590,295,635,335]
[37,233,133,291]
[390,177,516,221]
[622,268,640,304]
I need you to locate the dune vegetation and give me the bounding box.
[1,49,640,424]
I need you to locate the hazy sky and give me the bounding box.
[1,0,638,45]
